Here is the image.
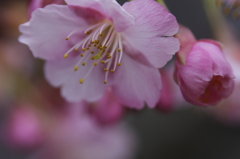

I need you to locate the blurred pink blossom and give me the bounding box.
[175,26,234,106]
[86,88,125,125]
[3,106,44,149]
[28,104,136,159]
[19,0,180,109]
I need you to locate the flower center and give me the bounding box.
[64,21,123,84]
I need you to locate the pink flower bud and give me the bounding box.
[175,26,234,106]
[3,106,44,149]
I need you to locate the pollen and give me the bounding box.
[82,63,86,66]
[117,63,121,66]
[74,49,78,52]
[64,53,68,59]
[91,51,94,54]
[80,54,84,57]
[118,49,121,52]
[88,44,91,47]
[85,31,91,35]
[101,60,105,64]
[79,79,84,84]
[94,63,97,66]
[99,33,103,36]
[111,70,114,73]
[65,38,69,40]
[74,66,78,71]
[104,80,107,84]
[82,48,86,51]
[91,57,95,60]
[107,55,112,59]
[104,68,108,72]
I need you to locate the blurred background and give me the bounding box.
[1,0,240,159]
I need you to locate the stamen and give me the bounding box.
[74,66,79,71]
[80,54,84,57]
[64,53,68,59]
[117,34,123,64]
[79,79,84,84]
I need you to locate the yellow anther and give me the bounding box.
[99,47,103,50]
[117,63,121,66]
[104,68,108,72]
[80,54,84,57]
[91,56,95,60]
[94,63,97,66]
[106,53,110,56]
[85,31,91,35]
[74,49,78,52]
[118,49,121,52]
[88,44,91,47]
[64,53,68,59]
[96,40,99,44]
[82,48,86,51]
[79,79,84,84]
[86,48,89,50]
[101,60,105,64]
[111,70,114,73]
[91,41,95,44]
[74,66,78,71]
[65,38,69,40]
[99,33,103,36]
[91,51,94,54]
[104,46,107,49]
[107,55,112,59]
[94,44,97,47]
[104,80,107,84]
[82,63,86,66]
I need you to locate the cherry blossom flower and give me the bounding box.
[28,105,137,159]
[86,88,125,125]
[19,0,179,109]
[175,26,234,106]
[3,106,44,149]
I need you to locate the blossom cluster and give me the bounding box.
[0,0,240,158]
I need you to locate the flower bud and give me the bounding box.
[175,26,234,106]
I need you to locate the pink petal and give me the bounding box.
[123,0,179,37]
[121,0,179,68]
[65,0,135,32]
[19,4,103,60]
[45,57,107,103]
[124,36,180,68]
[111,53,161,109]
[28,0,64,18]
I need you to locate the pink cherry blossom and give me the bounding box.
[3,106,44,149]
[86,88,125,125]
[19,0,180,109]
[175,26,234,107]
[28,105,137,159]
[28,0,64,18]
